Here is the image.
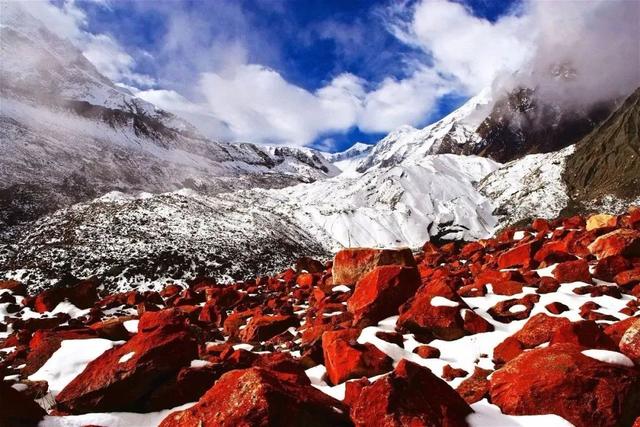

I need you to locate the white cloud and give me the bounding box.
[13,0,155,88]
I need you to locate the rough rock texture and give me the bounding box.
[350,359,472,427]
[159,367,351,427]
[332,248,416,285]
[490,343,640,427]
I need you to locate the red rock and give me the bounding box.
[615,268,640,287]
[493,336,525,364]
[397,279,466,340]
[537,276,560,293]
[343,377,371,407]
[497,241,538,269]
[375,331,404,347]
[545,301,570,314]
[456,366,492,404]
[24,328,97,375]
[332,247,416,285]
[463,309,494,334]
[412,345,440,359]
[347,266,421,327]
[490,343,640,427]
[295,256,325,274]
[552,259,591,283]
[460,241,484,258]
[620,319,640,364]
[562,215,586,229]
[487,294,539,323]
[350,359,472,427]
[458,283,486,297]
[33,279,99,313]
[588,229,640,259]
[514,313,571,348]
[159,367,351,427]
[605,317,640,345]
[55,312,198,413]
[550,320,617,350]
[0,382,46,427]
[322,329,392,385]
[442,364,468,381]
[239,314,299,343]
[593,256,633,282]
[491,280,524,296]
[89,317,131,341]
[138,308,189,333]
[531,218,551,233]
[296,273,317,288]
[0,280,27,296]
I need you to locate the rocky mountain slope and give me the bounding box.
[1,209,639,426]
[0,4,337,226]
[1,154,499,291]
[354,89,491,173]
[480,87,640,227]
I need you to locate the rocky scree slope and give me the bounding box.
[1,208,640,426]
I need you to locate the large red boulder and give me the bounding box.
[332,247,416,285]
[322,329,392,385]
[239,314,299,343]
[350,359,472,427]
[513,313,571,348]
[55,310,198,413]
[24,328,97,375]
[456,366,493,404]
[159,367,351,427]
[347,266,421,327]
[497,241,538,269]
[490,343,640,427]
[588,229,640,259]
[550,320,617,350]
[0,382,46,427]
[593,256,633,282]
[553,259,591,283]
[33,279,99,313]
[620,319,640,364]
[397,279,466,340]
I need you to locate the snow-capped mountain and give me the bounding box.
[355,88,492,172]
[0,3,338,225]
[324,142,373,175]
[1,153,499,290]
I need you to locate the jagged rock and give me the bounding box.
[332,248,416,285]
[490,343,640,427]
[620,319,640,364]
[347,266,421,327]
[350,359,472,427]
[159,367,351,427]
[588,229,640,259]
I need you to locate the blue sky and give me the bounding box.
[42,0,529,151]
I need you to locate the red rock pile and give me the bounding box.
[1,208,640,426]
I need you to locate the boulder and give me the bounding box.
[497,242,538,269]
[24,328,97,375]
[593,256,633,282]
[397,279,466,340]
[159,367,351,427]
[239,314,299,343]
[347,266,421,327]
[33,279,99,313]
[456,366,492,404]
[322,329,392,385]
[490,343,640,427]
[586,214,618,231]
[332,247,416,285]
[620,319,640,364]
[0,382,46,427]
[55,310,198,413]
[553,259,591,283]
[588,229,640,259]
[550,320,617,350]
[350,359,472,427]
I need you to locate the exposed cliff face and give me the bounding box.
[474,87,615,163]
[564,87,640,205]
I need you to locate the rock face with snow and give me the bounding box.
[355,89,492,173]
[0,3,338,226]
